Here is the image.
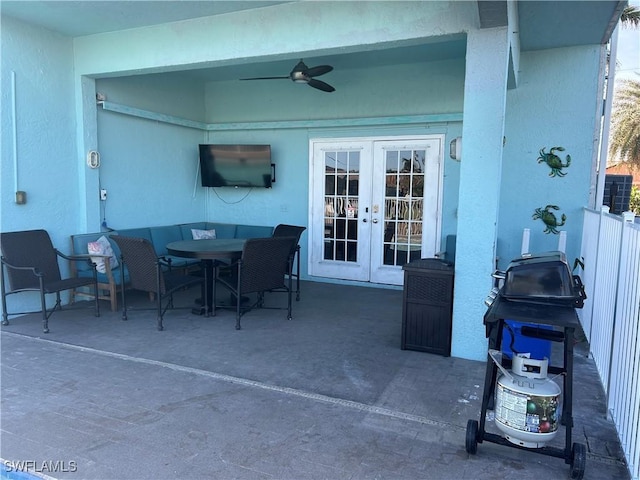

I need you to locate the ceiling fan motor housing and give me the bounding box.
[290,70,309,83]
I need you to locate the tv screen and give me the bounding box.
[199,144,272,188]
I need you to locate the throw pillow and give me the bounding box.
[191,228,216,240]
[87,236,119,273]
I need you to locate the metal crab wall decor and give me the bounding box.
[537,147,571,177]
[532,205,566,234]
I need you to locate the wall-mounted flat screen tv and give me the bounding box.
[199,144,272,188]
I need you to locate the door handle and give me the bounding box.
[362,218,367,223]
[372,218,379,223]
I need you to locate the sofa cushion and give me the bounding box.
[235,224,274,239]
[73,222,274,280]
[150,225,183,256]
[164,256,201,270]
[116,227,153,243]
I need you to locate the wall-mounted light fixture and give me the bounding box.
[86,150,100,169]
[449,137,462,161]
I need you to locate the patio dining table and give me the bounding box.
[166,238,246,315]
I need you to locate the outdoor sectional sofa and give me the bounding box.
[70,222,274,311]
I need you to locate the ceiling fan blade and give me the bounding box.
[305,65,333,77]
[240,59,335,92]
[308,78,335,93]
[240,76,290,80]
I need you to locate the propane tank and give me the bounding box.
[490,350,561,448]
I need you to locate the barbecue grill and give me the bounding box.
[466,251,588,479]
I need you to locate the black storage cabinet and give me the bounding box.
[401,258,454,356]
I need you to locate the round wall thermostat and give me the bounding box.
[87,150,101,169]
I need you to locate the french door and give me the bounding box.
[309,136,443,285]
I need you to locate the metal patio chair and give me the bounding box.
[272,224,306,300]
[216,236,296,330]
[0,229,100,333]
[110,235,204,331]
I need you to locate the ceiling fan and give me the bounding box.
[241,59,335,93]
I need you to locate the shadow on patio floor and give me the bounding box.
[0,281,628,479]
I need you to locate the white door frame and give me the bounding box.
[308,135,444,285]
[370,136,444,284]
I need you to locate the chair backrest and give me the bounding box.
[272,224,306,255]
[239,237,297,294]
[0,229,62,289]
[111,235,165,294]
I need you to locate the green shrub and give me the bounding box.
[630,185,640,215]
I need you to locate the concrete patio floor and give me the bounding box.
[0,281,629,479]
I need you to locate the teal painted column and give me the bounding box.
[76,76,101,231]
[451,28,510,361]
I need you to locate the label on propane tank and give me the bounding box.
[495,383,559,434]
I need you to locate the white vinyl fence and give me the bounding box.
[579,207,640,479]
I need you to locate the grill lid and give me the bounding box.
[500,251,586,308]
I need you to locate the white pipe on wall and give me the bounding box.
[558,231,567,253]
[12,70,18,193]
[521,228,530,255]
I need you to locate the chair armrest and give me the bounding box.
[80,253,111,261]
[56,249,97,266]
[0,257,43,277]
[157,256,172,271]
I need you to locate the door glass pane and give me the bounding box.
[382,149,425,266]
[324,150,360,262]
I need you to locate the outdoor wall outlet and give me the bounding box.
[100,189,107,201]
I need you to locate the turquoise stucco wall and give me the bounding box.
[0,16,86,310]
[498,46,603,268]
[205,60,466,123]
[0,17,79,249]
[95,75,207,229]
[450,42,604,361]
[451,26,510,361]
